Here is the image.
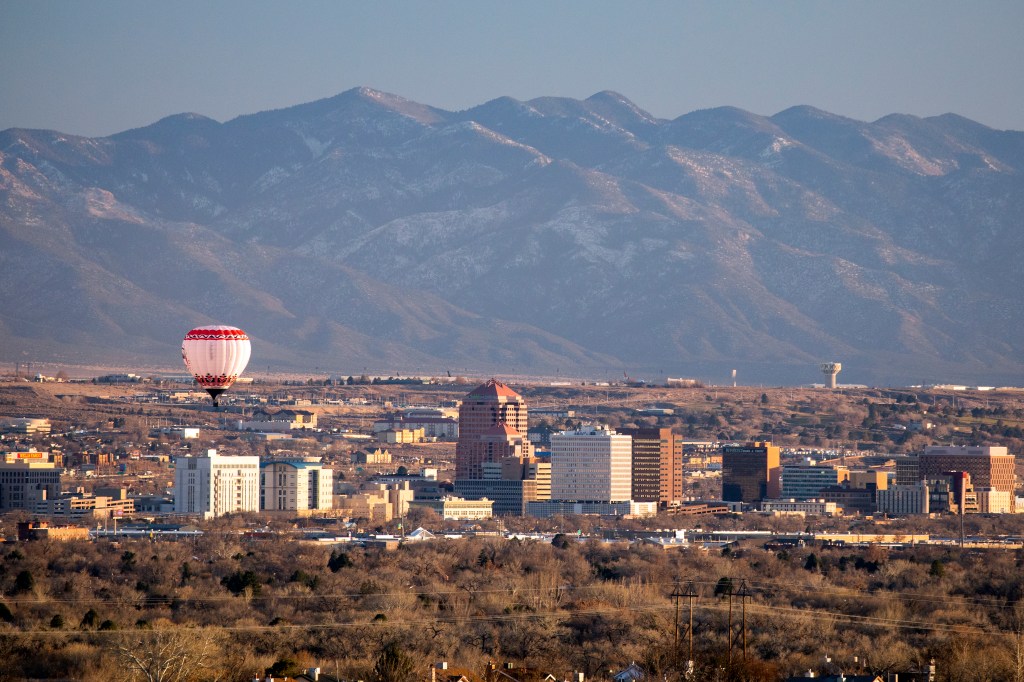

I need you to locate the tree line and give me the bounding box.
[2,525,1024,681]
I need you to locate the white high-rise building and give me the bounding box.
[260,460,333,512]
[174,449,260,518]
[550,425,632,502]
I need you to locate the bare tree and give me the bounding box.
[1009,601,1024,682]
[114,627,219,682]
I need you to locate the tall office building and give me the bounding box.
[722,442,781,504]
[550,425,632,502]
[618,427,678,504]
[919,445,1016,511]
[260,459,333,512]
[455,379,533,480]
[781,465,849,500]
[174,449,260,518]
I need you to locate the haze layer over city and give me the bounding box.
[2,3,1024,682]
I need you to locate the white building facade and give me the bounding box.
[976,487,1013,514]
[260,460,333,512]
[876,483,930,516]
[174,450,260,518]
[550,425,632,502]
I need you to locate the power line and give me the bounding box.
[4,574,1017,616]
[0,597,1000,640]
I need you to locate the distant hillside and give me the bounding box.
[2,88,1023,385]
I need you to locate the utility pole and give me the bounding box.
[670,580,699,667]
[738,579,749,661]
[727,588,733,667]
[671,581,683,649]
[685,581,697,674]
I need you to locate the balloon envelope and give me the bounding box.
[181,326,251,404]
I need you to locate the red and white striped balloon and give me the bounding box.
[181,325,251,406]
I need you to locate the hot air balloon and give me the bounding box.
[181,325,251,407]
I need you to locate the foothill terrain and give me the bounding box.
[2,373,1024,682]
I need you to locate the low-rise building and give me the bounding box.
[237,409,318,432]
[410,496,494,520]
[761,498,838,515]
[378,428,425,444]
[17,521,89,541]
[403,406,459,420]
[373,415,458,439]
[368,473,445,500]
[335,482,414,522]
[665,502,730,516]
[34,487,134,519]
[133,495,175,513]
[153,427,200,440]
[1,418,51,435]
[351,448,392,465]
[525,500,658,518]
[813,532,930,545]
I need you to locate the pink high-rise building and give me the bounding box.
[455,379,534,480]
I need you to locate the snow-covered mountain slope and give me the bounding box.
[2,87,1022,384]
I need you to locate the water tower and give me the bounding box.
[820,362,842,389]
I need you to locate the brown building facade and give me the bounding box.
[919,446,1016,511]
[618,427,680,504]
[722,442,781,504]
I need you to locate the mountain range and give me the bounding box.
[2,87,1023,385]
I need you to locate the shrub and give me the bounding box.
[13,569,34,594]
[221,570,261,596]
[80,608,99,629]
[328,550,352,572]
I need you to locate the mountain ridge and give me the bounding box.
[2,89,1022,385]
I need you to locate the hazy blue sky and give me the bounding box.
[2,1,1022,137]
